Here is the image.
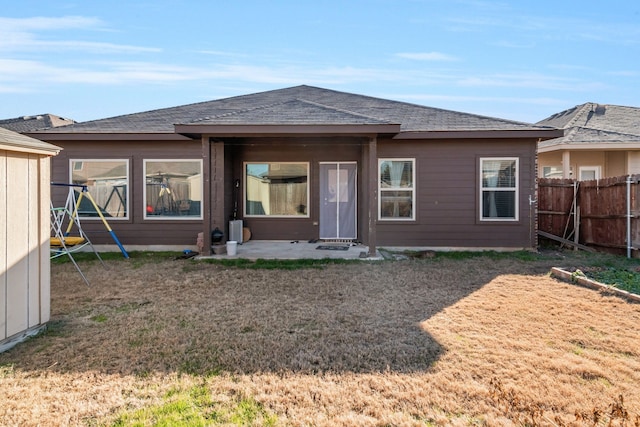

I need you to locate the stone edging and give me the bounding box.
[550,267,640,303]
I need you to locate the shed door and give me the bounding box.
[319,162,357,239]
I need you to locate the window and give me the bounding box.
[144,160,202,219]
[245,162,309,217]
[379,159,415,220]
[70,159,129,219]
[579,166,600,181]
[480,157,518,221]
[542,166,564,179]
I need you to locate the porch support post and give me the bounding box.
[202,135,212,255]
[562,150,571,179]
[367,136,377,257]
[211,140,226,243]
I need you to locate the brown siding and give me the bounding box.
[376,138,537,248]
[51,139,204,247]
[49,135,537,250]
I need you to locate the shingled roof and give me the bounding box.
[537,102,640,149]
[0,114,75,133]
[35,85,557,137]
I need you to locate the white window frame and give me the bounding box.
[69,158,130,220]
[244,161,310,218]
[378,158,416,221]
[579,166,600,181]
[143,159,203,220]
[480,157,519,222]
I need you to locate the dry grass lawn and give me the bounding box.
[1,250,639,426]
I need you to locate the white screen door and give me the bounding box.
[319,162,357,239]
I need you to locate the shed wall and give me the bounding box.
[1,150,50,349]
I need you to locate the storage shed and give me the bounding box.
[0,127,60,352]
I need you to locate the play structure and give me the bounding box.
[50,183,129,285]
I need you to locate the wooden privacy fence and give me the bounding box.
[538,175,640,256]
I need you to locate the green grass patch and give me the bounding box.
[109,385,276,427]
[558,251,640,296]
[0,363,15,378]
[202,257,355,270]
[587,267,640,295]
[395,249,545,262]
[51,251,177,267]
[433,250,542,261]
[115,301,150,314]
[40,319,68,338]
[90,314,108,323]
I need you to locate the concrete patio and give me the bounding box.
[200,240,384,261]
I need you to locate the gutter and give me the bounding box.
[393,129,564,140]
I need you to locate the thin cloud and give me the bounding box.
[607,70,638,77]
[0,16,103,31]
[443,8,640,45]
[0,15,159,54]
[394,93,565,107]
[457,73,607,92]
[396,52,458,61]
[0,58,403,88]
[0,38,160,53]
[196,50,250,58]
[491,40,536,49]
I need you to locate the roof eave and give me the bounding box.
[394,129,564,140]
[174,123,401,137]
[25,132,193,141]
[0,142,61,156]
[538,142,640,153]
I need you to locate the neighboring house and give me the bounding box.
[0,114,75,133]
[537,103,640,180]
[26,85,561,255]
[1,127,60,352]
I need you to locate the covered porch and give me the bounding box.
[176,127,400,258]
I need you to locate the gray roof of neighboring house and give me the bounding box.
[0,114,75,132]
[0,126,61,154]
[537,102,640,148]
[34,85,556,135]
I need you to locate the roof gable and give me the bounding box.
[187,98,394,125]
[537,103,640,149]
[0,114,75,133]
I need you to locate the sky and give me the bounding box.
[1,0,639,124]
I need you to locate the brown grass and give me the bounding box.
[1,251,640,426]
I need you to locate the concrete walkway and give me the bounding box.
[200,240,384,260]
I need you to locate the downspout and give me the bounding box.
[627,175,632,258]
[367,136,378,257]
[529,194,537,250]
[202,135,212,256]
[531,138,540,249]
[573,180,579,250]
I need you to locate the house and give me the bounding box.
[537,103,640,180]
[1,127,60,352]
[26,85,561,255]
[0,114,75,133]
